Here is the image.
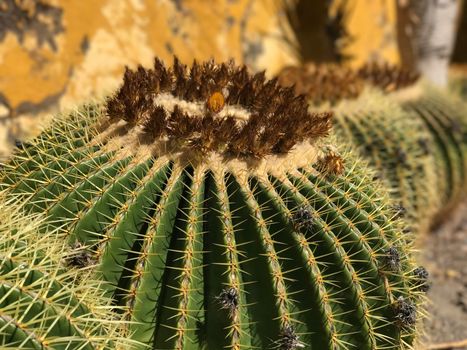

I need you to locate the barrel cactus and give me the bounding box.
[277,63,467,231]
[1,58,426,349]
[394,85,467,224]
[332,92,439,235]
[0,198,128,349]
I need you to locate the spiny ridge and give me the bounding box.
[106,56,332,158]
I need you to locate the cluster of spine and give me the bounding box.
[277,62,419,105]
[397,87,467,222]
[0,56,428,350]
[332,93,439,235]
[106,57,332,158]
[0,197,129,349]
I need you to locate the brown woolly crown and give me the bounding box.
[277,62,420,105]
[105,57,332,159]
[357,62,420,93]
[277,64,364,105]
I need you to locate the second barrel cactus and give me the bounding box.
[395,85,467,223]
[332,92,439,235]
[277,63,467,232]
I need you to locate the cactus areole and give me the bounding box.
[1,57,425,350]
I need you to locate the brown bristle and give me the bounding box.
[105,56,332,158]
[277,64,364,105]
[315,150,345,176]
[358,62,420,92]
[277,62,420,105]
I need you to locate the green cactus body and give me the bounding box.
[276,64,452,233]
[395,86,467,222]
[332,92,439,235]
[1,59,425,350]
[0,201,130,349]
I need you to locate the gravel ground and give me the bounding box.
[419,202,467,349]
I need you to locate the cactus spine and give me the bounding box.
[395,86,467,222]
[1,58,425,349]
[332,92,439,235]
[0,199,130,349]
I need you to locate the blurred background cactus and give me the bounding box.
[332,91,440,236]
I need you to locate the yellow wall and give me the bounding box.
[340,0,399,67]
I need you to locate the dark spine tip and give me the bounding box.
[413,266,430,292]
[291,205,314,232]
[14,139,24,149]
[392,296,417,328]
[63,242,96,269]
[216,287,239,316]
[395,147,408,166]
[382,246,401,272]
[392,203,406,219]
[275,324,304,350]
